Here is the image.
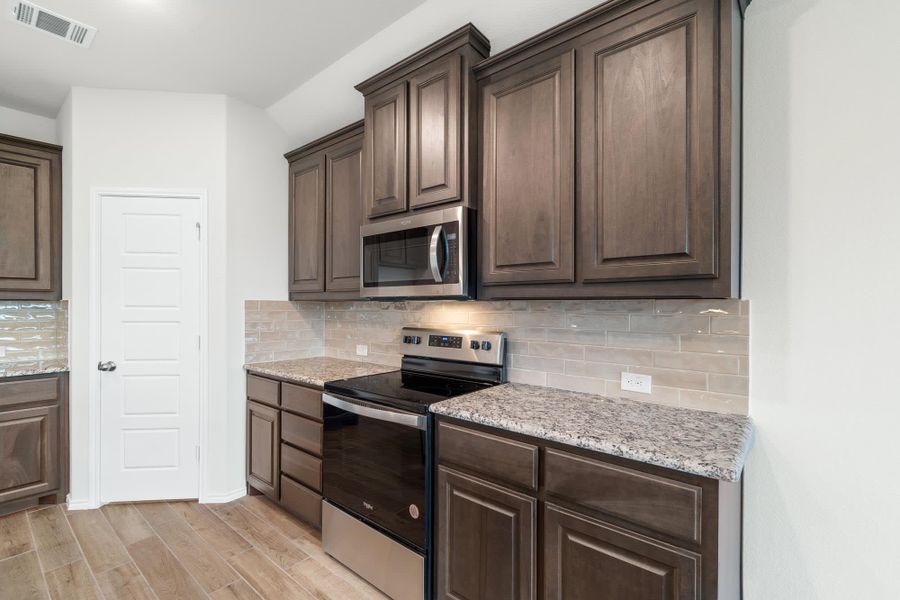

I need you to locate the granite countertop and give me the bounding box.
[0,360,69,379]
[244,357,396,388]
[430,383,753,482]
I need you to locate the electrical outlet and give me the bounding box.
[621,372,652,394]
[356,344,368,357]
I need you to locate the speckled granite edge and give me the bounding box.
[430,383,754,482]
[0,362,69,378]
[244,357,396,388]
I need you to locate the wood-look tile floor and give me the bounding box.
[0,496,389,600]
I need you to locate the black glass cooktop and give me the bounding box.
[324,369,491,415]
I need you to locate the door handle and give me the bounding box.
[97,361,117,372]
[429,225,444,283]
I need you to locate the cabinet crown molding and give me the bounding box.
[354,22,490,96]
[284,120,364,162]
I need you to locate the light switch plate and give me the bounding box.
[621,372,652,394]
[356,344,368,357]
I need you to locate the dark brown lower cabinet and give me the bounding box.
[0,373,68,517]
[436,466,536,600]
[544,504,699,600]
[246,372,324,529]
[246,400,279,500]
[436,417,741,600]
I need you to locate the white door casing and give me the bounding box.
[98,193,202,502]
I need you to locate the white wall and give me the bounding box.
[267,0,603,147]
[223,97,289,496]
[0,104,57,144]
[742,0,900,597]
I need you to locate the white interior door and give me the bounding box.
[99,193,201,502]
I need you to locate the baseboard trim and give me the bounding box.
[201,487,246,504]
[66,496,101,511]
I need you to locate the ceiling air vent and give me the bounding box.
[8,1,97,48]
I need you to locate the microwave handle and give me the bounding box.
[323,394,426,430]
[429,225,444,283]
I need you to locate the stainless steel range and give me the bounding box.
[321,327,508,600]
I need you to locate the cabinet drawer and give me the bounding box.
[0,377,59,409]
[280,475,321,529]
[282,412,323,456]
[281,444,322,492]
[247,375,279,407]
[282,383,322,421]
[438,421,538,491]
[544,448,702,544]
[0,403,59,503]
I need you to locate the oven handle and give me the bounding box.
[323,394,426,430]
[429,225,444,283]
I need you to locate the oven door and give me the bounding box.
[360,206,468,298]
[322,393,429,551]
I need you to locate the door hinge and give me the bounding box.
[195,445,200,462]
[195,222,201,241]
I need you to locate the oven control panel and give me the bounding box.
[428,334,462,349]
[401,327,506,366]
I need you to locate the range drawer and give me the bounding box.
[438,421,538,491]
[282,382,322,421]
[282,411,323,456]
[247,375,279,407]
[281,475,321,529]
[281,443,322,492]
[544,448,702,544]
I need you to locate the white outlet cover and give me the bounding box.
[621,371,652,394]
[356,344,368,357]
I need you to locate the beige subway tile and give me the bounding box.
[564,360,625,380]
[680,334,748,355]
[512,355,565,374]
[677,390,748,415]
[584,346,654,366]
[655,299,742,316]
[506,340,529,355]
[544,328,607,346]
[514,312,565,327]
[508,368,547,386]
[528,341,584,360]
[526,300,565,312]
[246,310,287,322]
[244,352,274,364]
[565,314,629,331]
[628,366,707,391]
[607,332,679,351]
[546,373,606,395]
[740,299,750,316]
[739,356,749,376]
[708,374,749,395]
[709,316,749,335]
[468,300,530,312]
[653,351,740,374]
[606,381,681,405]
[258,300,293,311]
[505,327,547,342]
[244,300,259,310]
[466,312,516,327]
[630,315,710,334]
[562,299,654,314]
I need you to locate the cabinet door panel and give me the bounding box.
[579,0,717,282]
[0,404,59,504]
[409,54,461,209]
[246,401,279,500]
[364,82,408,218]
[544,503,699,600]
[326,135,364,292]
[437,466,536,600]
[0,144,58,298]
[289,153,326,292]
[481,49,575,285]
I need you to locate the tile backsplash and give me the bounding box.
[245,298,749,415]
[0,301,69,370]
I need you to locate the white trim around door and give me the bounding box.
[87,187,210,507]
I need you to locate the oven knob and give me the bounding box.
[402,335,411,344]
[481,341,492,351]
[470,340,480,350]
[411,336,421,344]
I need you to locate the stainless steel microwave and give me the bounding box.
[360,206,472,299]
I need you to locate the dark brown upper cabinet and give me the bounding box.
[479,48,575,286]
[0,134,62,300]
[285,122,365,300]
[475,0,743,299]
[356,24,490,221]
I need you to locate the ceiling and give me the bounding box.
[0,0,425,117]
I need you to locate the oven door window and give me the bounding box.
[323,402,426,551]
